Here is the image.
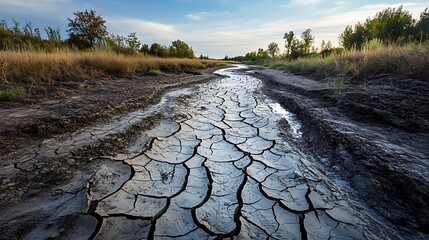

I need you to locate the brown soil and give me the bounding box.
[0,68,220,156]
[251,66,429,236]
[0,67,224,239]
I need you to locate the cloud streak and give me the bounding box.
[0,0,71,16]
[185,11,230,21]
[106,17,178,42]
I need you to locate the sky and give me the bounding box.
[0,0,427,58]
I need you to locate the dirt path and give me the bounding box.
[0,65,424,239]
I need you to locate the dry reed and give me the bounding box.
[271,43,429,82]
[0,50,225,84]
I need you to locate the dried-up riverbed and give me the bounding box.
[1,65,405,239]
[82,65,396,239]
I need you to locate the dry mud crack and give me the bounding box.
[1,65,400,239]
[84,65,396,239]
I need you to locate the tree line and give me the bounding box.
[0,10,195,58]
[233,6,429,61]
[340,6,429,50]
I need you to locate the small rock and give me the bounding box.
[67,159,76,165]
[8,220,19,226]
[2,178,11,185]
[5,182,16,187]
[53,189,63,196]
[49,231,61,238]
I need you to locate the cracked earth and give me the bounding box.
[81,65,395,239]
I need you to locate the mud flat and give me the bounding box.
[251,66,429,238]
[0,65,424,239]
[0,68,218,239]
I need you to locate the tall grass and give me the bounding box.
[0,49,226,85]
[270,43,429,82]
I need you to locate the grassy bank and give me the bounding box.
[0,50,229,101]
[267,43,429,83]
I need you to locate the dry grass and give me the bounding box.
[0,50,227,85]
[270,43,429,82]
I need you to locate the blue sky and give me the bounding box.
[0,0,427,58]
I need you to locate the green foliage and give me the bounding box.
[280,29,316,59]
[149,43,170,57]
[140,44,150,54]
[0,86,27,101]
[0,10,200,59]
[267,42,279,58]
[339,6,425,50]
[363,38,384,50]
[320,40,333,57]
[145,40,195,58]
[170,39,194,58]
[415,8,429,43]
[45,27,62,42]
[147,69,164,76]
[283,31,295,56]
[301,29,315,54]
[0,20,65,51]
[126,32,141,52]
[67,10,108,49]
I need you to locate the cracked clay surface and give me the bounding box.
[86,65,397,239]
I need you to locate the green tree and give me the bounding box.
[12,19,21,35]
[320,39,326,51]
[283,31,295,56]
[340,6,417,49]
[45,27,61,42]
[0,20,7,29]
[140,43,150,54]
[126,32,141,52]
[290,39,302,59]
[325,40,332,50]
[67,10,107,49]
[301,28,315,54]
[415,7,429,43]
[34,28,41,39]
[375,6,414,43]
[257,48,268,58]
[339,25,354,50]
[170,39,194,58]
[149,43,170,57]
[23,22,33,36]
[267,42,279,58]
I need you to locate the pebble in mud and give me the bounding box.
[88,65,397,239]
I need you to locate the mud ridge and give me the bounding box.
[252,66,429,237]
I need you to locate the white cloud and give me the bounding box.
[287,0,325,7]
[0,0,71,16]
[185,11,230,21]
[106,17,178,41]
[186,12,207,21]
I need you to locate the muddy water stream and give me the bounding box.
[86,65,394,239]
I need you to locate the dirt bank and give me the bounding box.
[0,67,222,239]
[251,66,429,237]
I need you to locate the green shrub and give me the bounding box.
[0,86,27,101]
[147,69,164,76]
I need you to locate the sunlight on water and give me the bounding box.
[269,103,302,137]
